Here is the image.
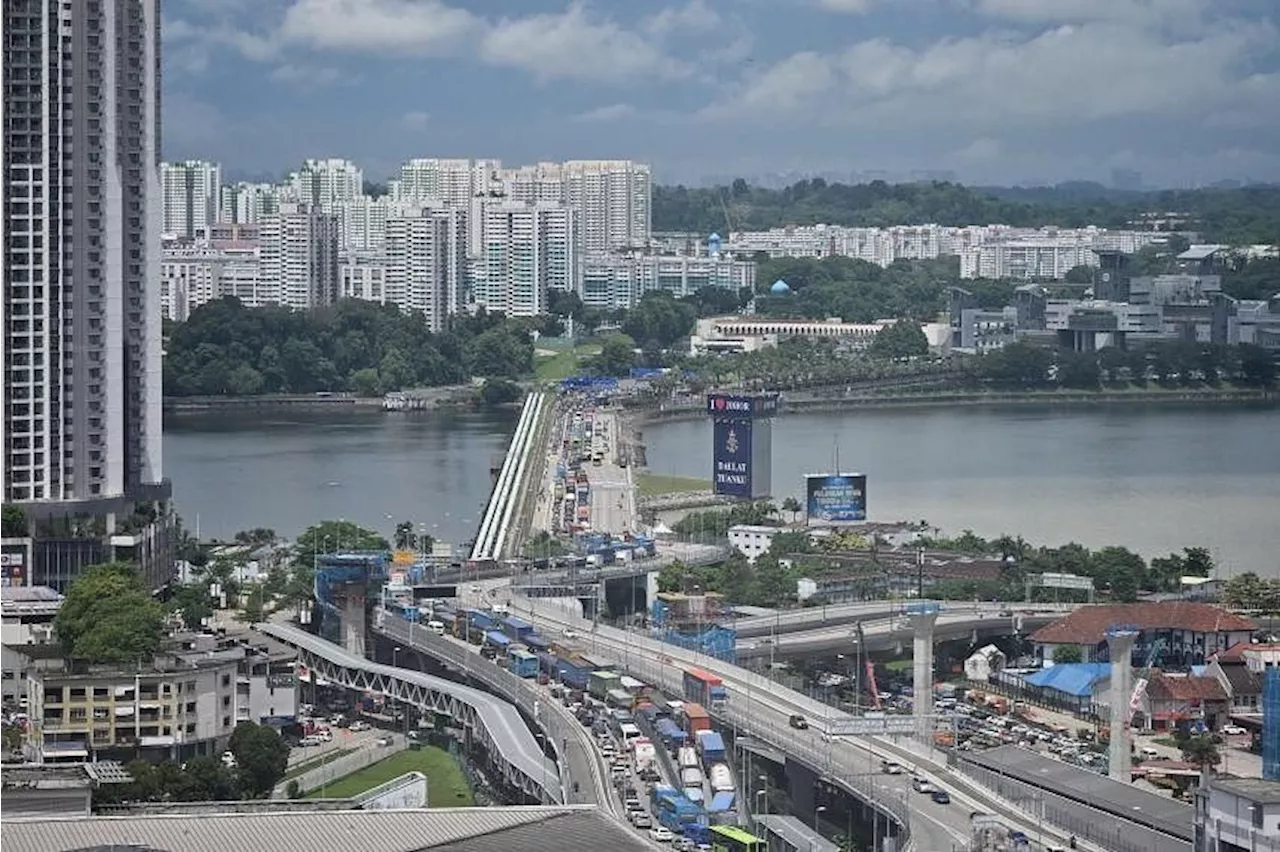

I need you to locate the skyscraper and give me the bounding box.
[476,202,581,317]
[1,0,172,589]
[258,203,341,310]
[161,159,221,239]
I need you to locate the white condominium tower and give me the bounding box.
[2,0,171,588]
[161,159,221,239]
[219,181,281,225]
[502,160,651,252]
[258,203,341,310]
[383,207,468,332]
[390,158,503,206]
[289,158,364,207]
[476,202,581,317]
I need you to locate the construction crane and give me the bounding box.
[1127,637,1166,728]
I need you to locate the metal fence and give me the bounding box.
[276,734,406,798]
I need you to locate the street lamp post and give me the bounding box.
[815,805,828,834]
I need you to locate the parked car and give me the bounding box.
[1222,725,1248,735]
[789,714,809,730]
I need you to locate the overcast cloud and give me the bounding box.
[162,0,1280,186]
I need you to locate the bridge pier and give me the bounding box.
[338,584,367,657]
[910,606,939,743]
[1107,629,1139,781]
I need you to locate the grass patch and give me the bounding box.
[884,660,914,673]
[283,747,356,781]
[637,473,711,497]
[306,745,474,807]
[534,345,600,383]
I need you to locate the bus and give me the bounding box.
[708,825,766,852]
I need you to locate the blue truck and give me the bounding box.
[508,650,538,678]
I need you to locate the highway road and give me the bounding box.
[484,591,1114,852]
[736,606,1063,659]
[731,601,1078,639]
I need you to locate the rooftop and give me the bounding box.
[1146,671,1228,702]
[1029,602,1255,646]
[0,806,649,852]
[1210,776,1280,805]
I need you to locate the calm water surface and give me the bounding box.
[164,408,518,548]
[642,405,1280,575]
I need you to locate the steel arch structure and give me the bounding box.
[261,623,560,803]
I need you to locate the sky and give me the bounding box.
[163,0,1280,187]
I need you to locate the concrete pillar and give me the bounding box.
[340,584,367,658]
[1107,629,1139,782]
[910,608,939,742]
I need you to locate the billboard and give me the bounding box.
[712,418,754,498]
[805,473,867,524]
[706,393,779,418]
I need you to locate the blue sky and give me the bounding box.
[163,0,1280,187]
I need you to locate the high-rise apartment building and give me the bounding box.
[1,0,172,589]
[258,203,340,310]
[390,158,503,207]
[499,160,651,253]
[288,158,364,208]
[383,207,468,331]
[476,203,581,317]
[218,182,280,225]
[160,160,221,239]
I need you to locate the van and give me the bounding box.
[1140,746,1160,758]
[427,620,446,636]
[912,776,933,793]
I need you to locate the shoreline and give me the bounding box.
[632,387,1277,424]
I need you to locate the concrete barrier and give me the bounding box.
[274,734,407,799]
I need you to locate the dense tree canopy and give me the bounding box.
[654,179,1280,245]
[229,721,290,797]
[55,563,165,663]
[754,256,956,322]
[869,321,929,360]
[164,298,535,396]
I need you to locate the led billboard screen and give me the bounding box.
[805,473,867,524]
[712,418,754,498]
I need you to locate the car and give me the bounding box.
[789,714,809,730]
[648,826,674,843]
[348,720,371,732]
[469,585,482,594]
[881,760,904,775]
[911,776,933,793]
[626,808,646,824]
[1139,746,1160,758]
[632,813,652,829]
[931,789,951,804]
[1222,725,1248,736]
[673,838,696,852]
[563,628,579,639]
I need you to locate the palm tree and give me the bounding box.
[781,497,802,525]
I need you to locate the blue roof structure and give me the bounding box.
[770,278,791,294]
[1024,662,1111,697]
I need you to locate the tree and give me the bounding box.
[1,505,27,537]
[869,321,929,359]
[1053,645,1084,664]
[1180,735,1222,777]
[294,520,389,563]
[781,497,802,524]
[594,333,637,377]
[480,378,521,407]
[1063,265,1095,284]
[55,563,164,663]
[1222,572,1280,614]
[229,721,290,798]
[168,582,214,630]
[175,756,241,801]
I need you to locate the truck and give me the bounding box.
[683,668,729,710]
[508,650,538,678]
[680,767,704,789]
[695,730,726,763]
[588,670,622,701]
[631,737,657,774]
[708,763,734,793]
[502,616,535,643]
[655,718,687,750]
[677,746,700,769]
[682,703,712,735]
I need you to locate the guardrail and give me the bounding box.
[374,616,616,812]
[275,734,408,798]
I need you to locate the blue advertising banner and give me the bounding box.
[712,418,753,497]
[805,474,867,524]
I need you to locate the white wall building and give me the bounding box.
[161,160,221,239]
[390,158,503,207]
[581,254,756,310]
[383,207,469,331]
[288,158,364,208]
[258,203,340,310]
[161,240,263,320]
[475,202,581,317]
[218,182,281,225]
[500,160,651,252]
[2,0,167,510]
[1197,777,1280,852]
[728,525,781,563]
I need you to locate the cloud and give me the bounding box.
[643,0,721,35]
[815,0,876,12]
[269,63,344,87]
[952,137,1001,160]
[573,103,638,123]
[401,110,430,131]
[481,3,689,83]
[278,0,481,55]
[705,17,1280,132]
